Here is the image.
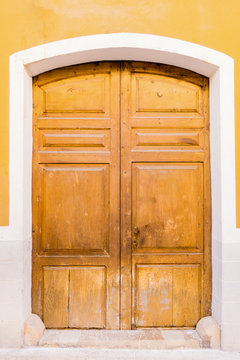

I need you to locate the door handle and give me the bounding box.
[132,226,140,247]
[132,238,138,246]
[133,226,140,236]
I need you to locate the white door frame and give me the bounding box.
[1,33,239,350]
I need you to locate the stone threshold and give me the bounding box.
[39,329,203,349]
[1,349,240,360]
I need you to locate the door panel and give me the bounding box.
[134,265,173,327]
[172,265,201,327]
[131,73,203,115]
[131,128,204,151]
[39,129,110,151]
[43,267,69,328]
[69,267,106,329]
[32,61,211,330]
[41,73,110,114]
[43,266,107,329]
[132,163,203,251]
[133,264,201,328]
[40,164,109,253]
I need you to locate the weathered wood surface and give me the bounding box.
[32,62,211,329]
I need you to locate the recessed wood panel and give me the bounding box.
[69,267,106,328]
[132,163,203,251]
[134,265,173,327]
[41,164,109,253]
[132,129,203,150]
[132,74,202,115]
[173,265,201,326]
[43,267,69,328]
[133,264,201,328]
[39,129,110,151]
[41,74,109,114]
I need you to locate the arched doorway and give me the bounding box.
[32,61,211,330]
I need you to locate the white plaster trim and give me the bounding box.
[1,33,239,346]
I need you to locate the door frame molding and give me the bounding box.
[2,33,238,348]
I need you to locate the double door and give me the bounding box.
[32,62,211,329]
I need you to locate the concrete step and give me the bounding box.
[1,348,240,360]
[39,329,202,349]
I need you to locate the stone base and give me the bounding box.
[196,316,221,348]
[39,329,202,349]
[24,314,45,346]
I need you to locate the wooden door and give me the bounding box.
[32,62,211,329]
[120,62,211,329]
[32,62,121,329]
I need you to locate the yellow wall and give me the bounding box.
[1,0,240,225]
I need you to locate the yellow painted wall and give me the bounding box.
[0,0,240,225]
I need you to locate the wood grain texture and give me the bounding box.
[134,264,201,328]
[69,267,106,329]
[43,267,69,328]
[132,129,203,151]
[132,163,203,251]
[32,61,211,330]
[134,265,173,327]
[40,129,110,151]
[41,164,109,253]
[40,73,110,115]
[132,74,202,114]
[173,265,201,326]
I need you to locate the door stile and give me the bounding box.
[106,62,121,329]
[202,81,212,317]
[120,62,132,329]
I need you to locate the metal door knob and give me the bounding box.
[132,226,140,247]
[133,226,140,235]
[132,238,138,246]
